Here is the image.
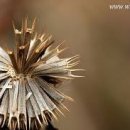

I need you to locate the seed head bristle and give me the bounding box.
[0,18,83,130]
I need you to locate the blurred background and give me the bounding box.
[0,0,130,130]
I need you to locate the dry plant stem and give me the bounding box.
[0,18,82,130]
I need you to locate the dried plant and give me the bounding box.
[0,18,83,130]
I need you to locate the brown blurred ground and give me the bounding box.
[0,0,130,130]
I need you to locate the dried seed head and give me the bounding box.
[0,18,82,130]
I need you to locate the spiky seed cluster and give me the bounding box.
[0,18,82,130]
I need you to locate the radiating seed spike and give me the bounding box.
[68,54,80,60]
[12,80,19,113]
[0,79,11,99]
[40,34,45,41]
[58,103,69,112]
[24,116,27,130]
[56,40,65,50]
[32,18,37,32]
[68,61,80,67]
[53,88,74,102]
[71,74,85,78]
[18,46,26,71]
[34,119,38,129]
[48,110,58,120]
[41,112,48,124]
[27,40,54,68]
[65,96,74,102]
[24,16,28,32]
[58,47,68,54]
[17,114,20,129]
[26,92,32,100]
[48,35,52,40]
[8,114,12,127]
[37,37,50,51]
[8,51,19,72]
[28,118,31,130]
[41,74,74,80]
[56,107,65,116]
[21,19,24,32]
[67,55,80,63]
[12,21,16,33]
[69,69,85,72]
[35,114,42,126]
[1,115,5,127]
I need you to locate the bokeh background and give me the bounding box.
[0,0,130,130]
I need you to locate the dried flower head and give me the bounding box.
[0,18,82,130]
